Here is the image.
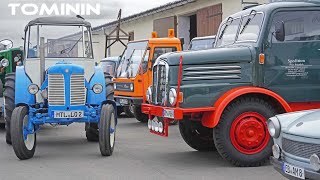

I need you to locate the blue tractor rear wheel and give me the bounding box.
[99,104,116,156]
[4,73,15,145]
[11,106,36,160]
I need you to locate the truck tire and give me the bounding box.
[124,105,134,118]
[179,117,216,151]
[133,105,148,123]
[213,97,276,167]
[4,73,15,145]
[11,106,36,160]
[85,123,99,142]
[0,79,4,128]
[85,73,114,142]
[99,104,116,156]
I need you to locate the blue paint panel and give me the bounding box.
[87,66,106,105]
[15,66,35,105]
[48,63,84,74]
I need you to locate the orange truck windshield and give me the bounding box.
[117,41,149,78]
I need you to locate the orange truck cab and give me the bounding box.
[114,29,182,122]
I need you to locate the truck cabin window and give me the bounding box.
[216,13,264,47]
[151,47,177,67]
[189,38,215,50]
[271,11,320,42]
[117,41,149,78]
[26,25,93,59]
[100,61,116,76]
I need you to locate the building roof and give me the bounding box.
[92,0,196,32]
[26,16,91,30]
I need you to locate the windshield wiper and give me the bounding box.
[60,36,83,55]
[219,17,233,39]
[240,10,257,34]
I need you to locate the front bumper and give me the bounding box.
[141,103,215,120]
[115,96,143,106]
[142,103,215,137]
[271,157,320,180]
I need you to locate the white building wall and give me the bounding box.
[93,0,268,61]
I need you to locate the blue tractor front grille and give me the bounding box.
[48,74,86,106]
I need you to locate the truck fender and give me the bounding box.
[87,67,106,105]
[201,86,292,128]
[15,66,35,106]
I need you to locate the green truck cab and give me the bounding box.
[142,1,320,167]
[0,40,23,126]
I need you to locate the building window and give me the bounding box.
[129,31,134,41]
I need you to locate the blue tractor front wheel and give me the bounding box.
[99,104,116,156]
[11,106,36,160]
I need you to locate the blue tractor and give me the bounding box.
[4,16,117,160]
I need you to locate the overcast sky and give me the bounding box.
[0,0,174,46]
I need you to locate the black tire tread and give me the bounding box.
[11,106,36,160]
[213,96,276,167]
[99,104,115,156]
[179,117,215,152]
[133,105,148,123]
[4,73,15,145]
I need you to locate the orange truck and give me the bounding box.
[114,29,182,122]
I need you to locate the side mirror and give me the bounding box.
[275,21,285,42]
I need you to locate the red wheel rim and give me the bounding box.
[230,112,270,155]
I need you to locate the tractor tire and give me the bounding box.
[124,105,134,118]
[0,80,4,128]
[99,104,116,156]
[11,106,36,160]
[179,117,216,151]
[105,73,114,101]
[85,73,115,142]
[133,105,148,123]
[0,79,3,97]
[4,73,15,145]
[85,123,99,142]
[213,97,276,167]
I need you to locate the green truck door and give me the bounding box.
[264,10,320,102]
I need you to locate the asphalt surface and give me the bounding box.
[0,115,286,180]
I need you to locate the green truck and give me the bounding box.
[0,40,23,127]
[142,1,320,167]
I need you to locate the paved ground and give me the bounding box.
[0,115,285,180]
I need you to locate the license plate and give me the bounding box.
[119,99,129,105]
[283,162,305,179]
[53,111,84,119]
[163,109,174,119]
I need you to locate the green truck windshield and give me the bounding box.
[216,13,264,47]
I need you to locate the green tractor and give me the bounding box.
[0,39,24,127]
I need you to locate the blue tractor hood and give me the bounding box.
[47,62,84,75]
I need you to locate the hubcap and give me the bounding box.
[109,112,116,148]
[230,112,270,155]
[23,115,35,151]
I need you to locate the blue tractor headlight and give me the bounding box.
[28,84,39,95]
[93,84,103,94]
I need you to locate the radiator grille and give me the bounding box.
[70,74,86,105]
[48,74,65,106]
[183,66,241,81]
[152,63,167,105]
[282,138,320,159]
